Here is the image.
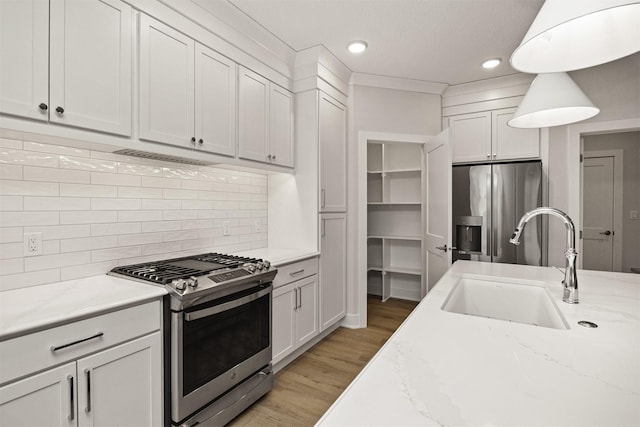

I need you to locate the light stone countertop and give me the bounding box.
[0,275,166,341]
[236,247,319,266]
[317,261,640,427]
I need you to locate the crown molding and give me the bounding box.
[349,73,448,95]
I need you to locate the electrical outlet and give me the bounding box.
[254,219,261,233]
[24,232,42,256]
[630,210,639,220]
[223,221,230,236]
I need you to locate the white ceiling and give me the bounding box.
[211,0,545,86]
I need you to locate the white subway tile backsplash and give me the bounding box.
[91,171,141,187]
[0,196,23,211]
[1,133,268,290]
[117,210,163,222]
[60,155,117,172]
[0,211,59,226]
[91,222,141,236]
[0,180,59,196]
[91,198,141,211]
[1,149,58,167]
[1,164,22,180]
[60,211,117,224]
[23,197,90,211]
[24,251,90,272]
[60,183,117,198]
[0,227,23,243]
[25,224,91,240]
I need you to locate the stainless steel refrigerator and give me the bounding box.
[452,161,544,265]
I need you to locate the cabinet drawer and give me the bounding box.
[0,300,161,385]
[273,257,318,289]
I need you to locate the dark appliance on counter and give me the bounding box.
[452,160,545,265]
[109,253,277,427]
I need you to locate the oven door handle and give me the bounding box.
[184,286,271,321]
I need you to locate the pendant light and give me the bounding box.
[508,73,599,128]
[511,0,640,73]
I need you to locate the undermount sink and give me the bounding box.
[442,275,569,330]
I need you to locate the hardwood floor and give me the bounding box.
[230,295,418,427]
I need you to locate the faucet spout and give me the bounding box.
[509,207,579,304]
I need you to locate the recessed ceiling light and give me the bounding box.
[482,58,502,69]
[348,40,368,54]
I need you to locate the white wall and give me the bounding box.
[347,85,442,323]
[0,130,268,291]
[547,53,640,267]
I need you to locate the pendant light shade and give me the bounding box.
[508,73,599,128]
[511,0,640,73]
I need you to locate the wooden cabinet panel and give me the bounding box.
[449,111,491,163]
[296,277,318,345]
[492,108,540,160]
[319,93,347,212]
[49,0,132,136]
[272,284,296,364]
[139,14,194,146]
[0,0,49,121]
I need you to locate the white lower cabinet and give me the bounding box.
[319,213,347,331]
[0,301,162,427]
[271,257,319,365]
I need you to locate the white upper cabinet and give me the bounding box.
[269,85,294,168]
[139,14,195,147]
[319,93,347,212]
[449,108,539,163]
[195,44,237,157]
[238,66,294,168]
[238,67,269,162]
[0,0,49,122]
[0,0,132,136]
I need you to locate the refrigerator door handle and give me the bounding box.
[493,171,502,258]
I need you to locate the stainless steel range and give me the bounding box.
[109,253,277,427]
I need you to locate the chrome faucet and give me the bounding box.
[509,207,579,304]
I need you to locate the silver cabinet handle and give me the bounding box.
[51,332,103,352]
[297,287,302,309]
[289,269,305,277]
[68,375,75,421]
[321,219,326,238]
[84,369,92,413]
[321,189,326,208]
[293,288,298,310]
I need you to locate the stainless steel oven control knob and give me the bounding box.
[172,279,186,291]
[255,262,264,270]
[186,277,198,288]
[243,263,256,273]
[263,260,271,269]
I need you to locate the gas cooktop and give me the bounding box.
[108,252,276,305]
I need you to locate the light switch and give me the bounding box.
[630,210,639,220]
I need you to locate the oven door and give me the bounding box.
[171,283,272,423]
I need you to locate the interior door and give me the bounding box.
[583,156,615,271]
[425,129,452,293]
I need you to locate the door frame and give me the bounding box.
[356,131,428,328]
[582,149,624,271]
[566,117,640,268]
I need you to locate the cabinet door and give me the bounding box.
[49,0,132,136]
[319,93,347,212]
[492,108,540,160]
[296,276,318,346]
[319,213,347,331]
[449,111,491,163]
[272,283,296,364]
[0,362,76,427]
[269,85,294,167]
[0,0,49,121]
[76,333,162,427]
[238,66,269,163]
[139,14,194,147]
[195,43,236,157]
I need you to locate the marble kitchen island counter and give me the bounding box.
[317,261,640,427]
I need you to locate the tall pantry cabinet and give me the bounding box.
[318,92,347,331]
